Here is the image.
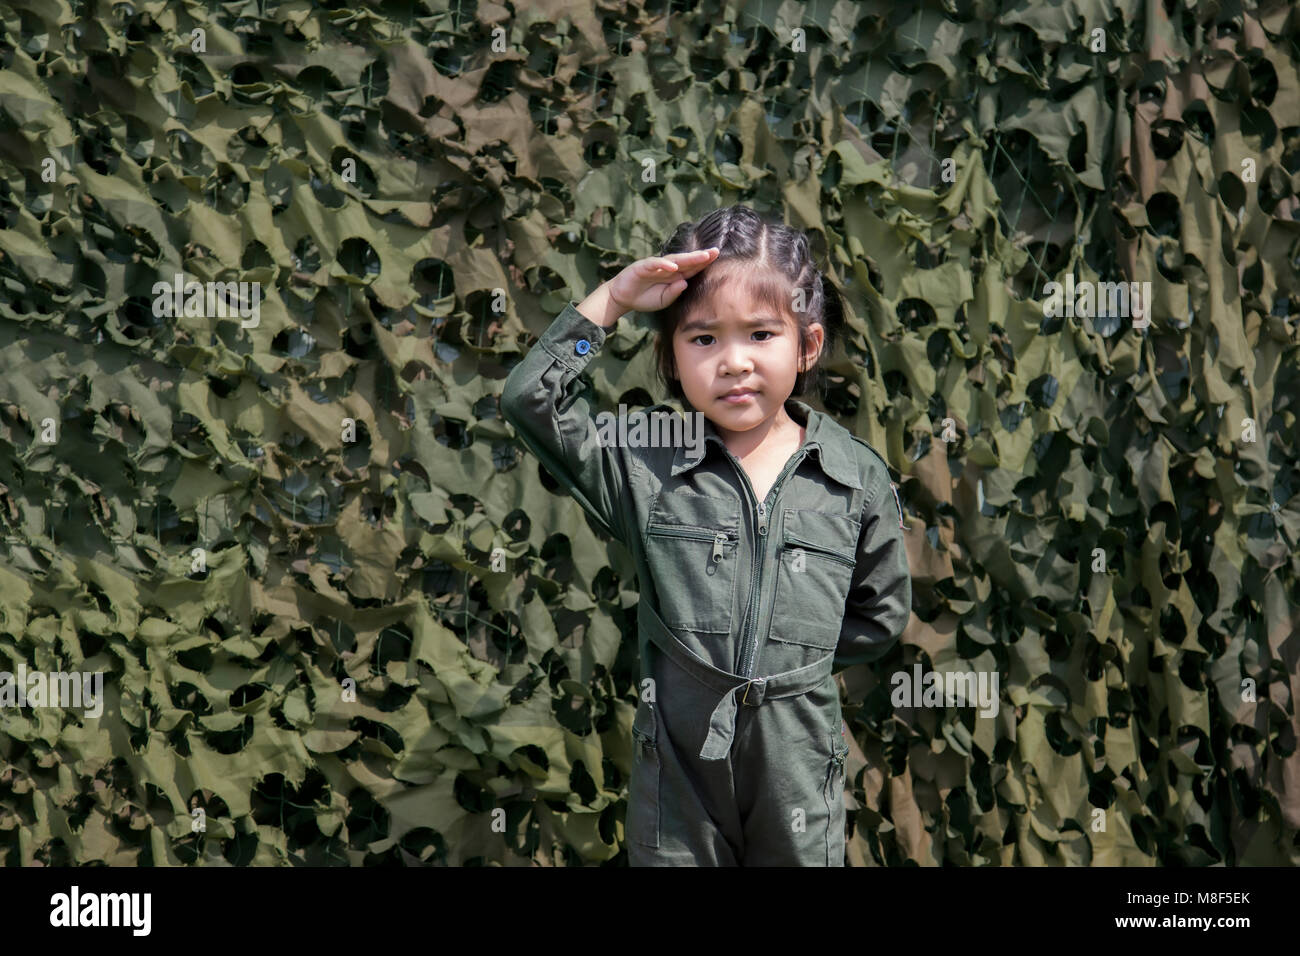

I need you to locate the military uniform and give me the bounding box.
[500,302,912,866]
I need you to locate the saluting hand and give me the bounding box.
[607,248,721,315]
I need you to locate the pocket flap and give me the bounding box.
[648,493,740,533]
[781,509,860,564]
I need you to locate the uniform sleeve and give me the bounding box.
[832,472,911,671]
[499,301,630,545]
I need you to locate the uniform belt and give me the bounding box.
[636,600,835,761]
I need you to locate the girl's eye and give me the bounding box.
[690,331,773,345]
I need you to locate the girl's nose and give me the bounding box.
[719,346,753,376]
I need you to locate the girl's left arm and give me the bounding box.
[833,477,912,671]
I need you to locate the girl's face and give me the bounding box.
[672,275,823,440]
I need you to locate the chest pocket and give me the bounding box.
[764,508,860,668]
[642,493,739,634]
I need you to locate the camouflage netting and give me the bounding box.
[0,0,1297,866]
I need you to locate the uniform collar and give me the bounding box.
[669,398,862,490]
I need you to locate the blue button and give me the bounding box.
[575,338,591,355]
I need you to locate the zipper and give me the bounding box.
[645,523,731,542]
[727,448,809,677]
[644,524,736,575]
[783,534,856,568]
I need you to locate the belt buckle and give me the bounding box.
[741,677,765,705]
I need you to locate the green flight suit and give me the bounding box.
[500,302,912,866]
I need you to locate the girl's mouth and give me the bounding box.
[720,390,756,403]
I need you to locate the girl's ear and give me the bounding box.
[799,322,824,371]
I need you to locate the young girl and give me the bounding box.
[500,204,912,866]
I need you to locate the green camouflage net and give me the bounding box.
[0,0,1297,865]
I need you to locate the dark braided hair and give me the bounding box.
[652,204,846,405]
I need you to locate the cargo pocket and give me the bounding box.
[822,723,850,866]
[764,509,859,672]
[628,699,661,848]
[642,493,739,634]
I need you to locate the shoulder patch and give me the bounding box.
[889,480,906,529]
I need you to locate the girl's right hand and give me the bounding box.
[607,248,720,314]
